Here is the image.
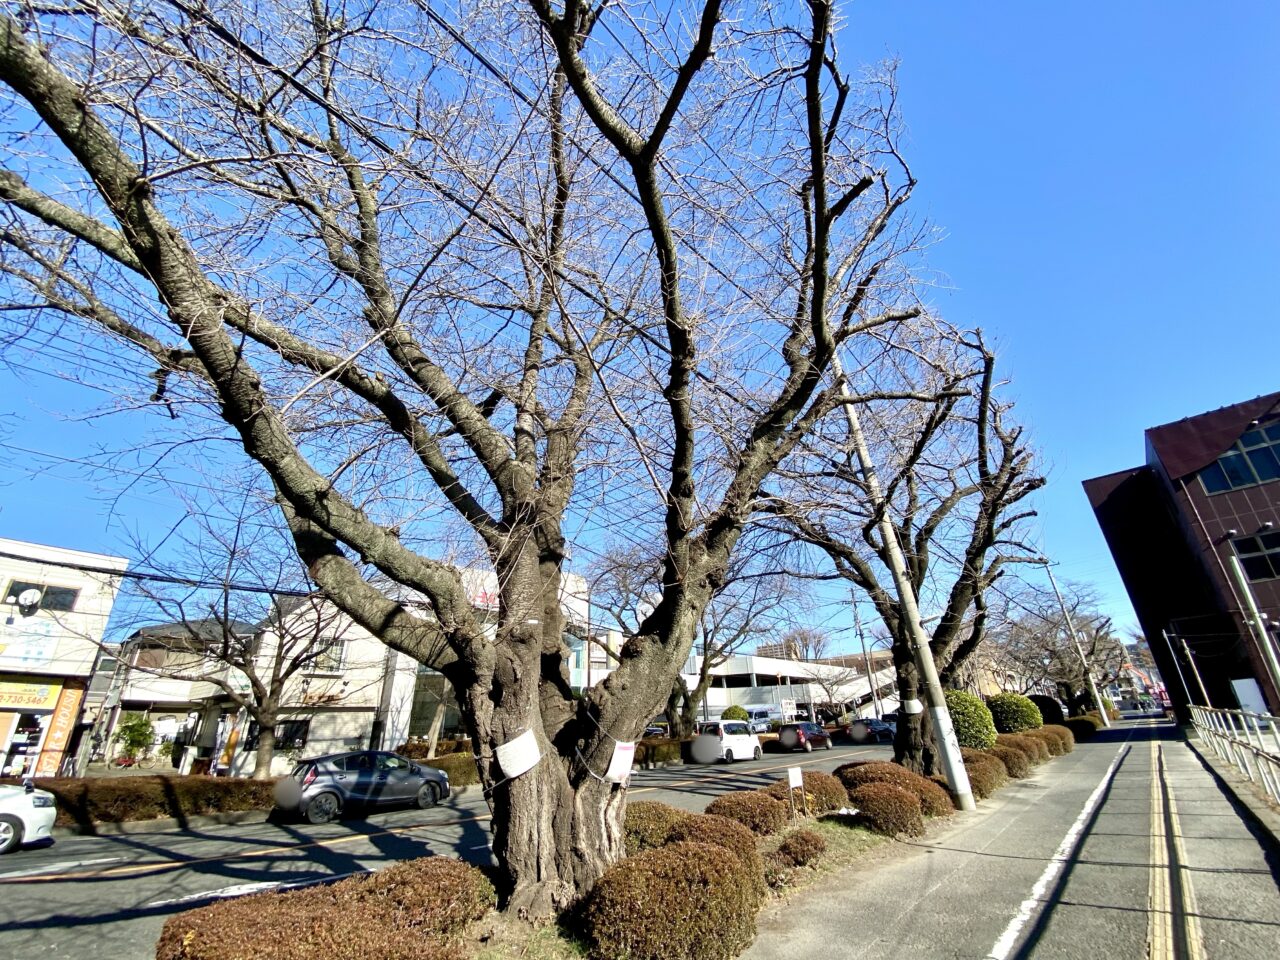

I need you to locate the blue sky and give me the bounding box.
[2,0,1277,640]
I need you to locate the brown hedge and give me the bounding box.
[835,761,954,817]
[624,800,689,856]
[762,770,848,814]
[635,738,684,766]
[987,744,1030,779]
[1039,724,1076,753]
[0,776,277,829]
[1065,716,1102,741]
[393,739,469,759]
[704,789,788,835]
[584,841,759,960]
[960,748,1008,800]
[997,733,1050,764]
[775,828,827,868]
[1022,728,1067,757]
[848,782,925,837]
[419,752,479,785]
[667,813,764,885]
[155,856,494,960]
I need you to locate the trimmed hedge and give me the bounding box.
[945,690,998,749]
[1041,724,1076,752]
[584,841,759,960]
[155,856,494,960]
[987,744,1030,779]
[720,705,750,721]
[1065,715,1102,741]
[834,761,954,818]
[625,800,689,856]
[997,733,1050,764]
[0,776,276,829]
[1028,695,1066,727]
[1023,729,1066,757]
[667,813,763,884]
[986,693,1043,734]
[775,828,827,868]
[394,739,470,759]
[848,782,925,838]
[422,753,480,785]
[705,790,788,836]
[762,770,848,814]
[960,748,1008,800]
[635,738,684,766]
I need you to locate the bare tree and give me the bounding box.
[767,336,1045,773]
[0,1,927,911]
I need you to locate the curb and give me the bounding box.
[1184,735,1280,850]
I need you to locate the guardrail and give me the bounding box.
[1190,705,1280,805]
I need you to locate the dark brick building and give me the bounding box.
[1083,391,1280,719]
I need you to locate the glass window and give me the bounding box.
[1199,420,1280,494]
[3,580,80,612]
[310,638,344,673]
[1234,536,1280,582]
[377,753,410,771]
[1248,446,1280,482]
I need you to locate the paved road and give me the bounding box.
[0,742,886,959]
[747,718,1280,960]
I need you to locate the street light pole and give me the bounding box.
[852,594,882,719]
[1042,562,1111,727]
[832,354,975,811]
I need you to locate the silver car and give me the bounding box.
[274,750,451,824]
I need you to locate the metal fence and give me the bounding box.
[1190,705,1280,805]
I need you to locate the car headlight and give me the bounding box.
[30,795,55,808]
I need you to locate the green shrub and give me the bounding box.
[960,748,1007,799]
[1041,723,1076,752]
[834,761,954,817]
[584,841,758,960]
[624,800,689,856]
[945,690,998,749]
[113,712,156,759]
[155,856,494,960]
[0,776,277,829]
[762,770,848,814]
[720,705,750,722]
[848,782,925,838]
[1028,695,1066,726]
[986,693,1044,734]
[705,789,788,836]
[987,744,1030,779]
[997,733,1049,764]
[1065,716,1102,741]
[422,752,479,785]
[775,828,827,868]
[666,813,763,884]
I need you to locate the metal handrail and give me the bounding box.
[1189,704,1280,805]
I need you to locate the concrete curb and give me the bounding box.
[51,782,491,837]
[1185,735,1280,850]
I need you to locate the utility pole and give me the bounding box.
[1160,628,1195,711]
[832,354,975,811]
[1042,562,1111,728]
[852,595,882,719]
[1175,633,1213,707]
[1226,554,1280,709]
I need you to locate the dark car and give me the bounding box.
[273,750,451,824]
[777,722,833,753]
[847,717,896,743]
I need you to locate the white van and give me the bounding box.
[692,720,762,763]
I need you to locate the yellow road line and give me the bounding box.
[1164,762,1206,960]
[7,748,871,884]
[1149,742,1174,960]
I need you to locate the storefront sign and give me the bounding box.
[0,618,58,670]
[0,676,62,710]
[34,680,84,776]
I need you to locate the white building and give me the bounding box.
[0,537,128,776]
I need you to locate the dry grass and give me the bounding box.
[472,915,587,960]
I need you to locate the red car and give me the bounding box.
[777,722,834,752]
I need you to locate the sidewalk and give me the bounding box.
[745,719,1280,960]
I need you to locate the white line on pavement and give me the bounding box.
[146,872,361,908]
[0,857,123,880]
[984,742,1131,960]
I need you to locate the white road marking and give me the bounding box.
[145,871,360,908]
[984,743,1130,960]
[0,857,122,880]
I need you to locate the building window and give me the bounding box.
[1233,533,1280,582]
[243,719,311,751]
[1199,422,1280,493]
[309,638,345,673]
[3,580,80,612]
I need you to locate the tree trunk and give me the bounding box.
[426,678,450,760]
[252,719,276,779]
[891,651,942,776]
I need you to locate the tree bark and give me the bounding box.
[425,679,450,761]
[252,719,277,779]
[890,650,941,776]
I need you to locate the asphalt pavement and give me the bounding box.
[0,741,886,959]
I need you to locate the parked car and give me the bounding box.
[744,708,775,733]
[274,750,451,824]
[0,778,57,854]
[692,720,762,763]
[847,717,896,743]
[777,721,834,752]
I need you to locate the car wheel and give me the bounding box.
[803,741,813,753]
[305,792,341,825]
[825,739,833,750]
[415,782,440,809]
[753,746,762,761]
[0,814,23,855]
[724,749,734,763]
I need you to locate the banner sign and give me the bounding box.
[35,680,84,776]
[0,676,62,710]
[787,766,804,789]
